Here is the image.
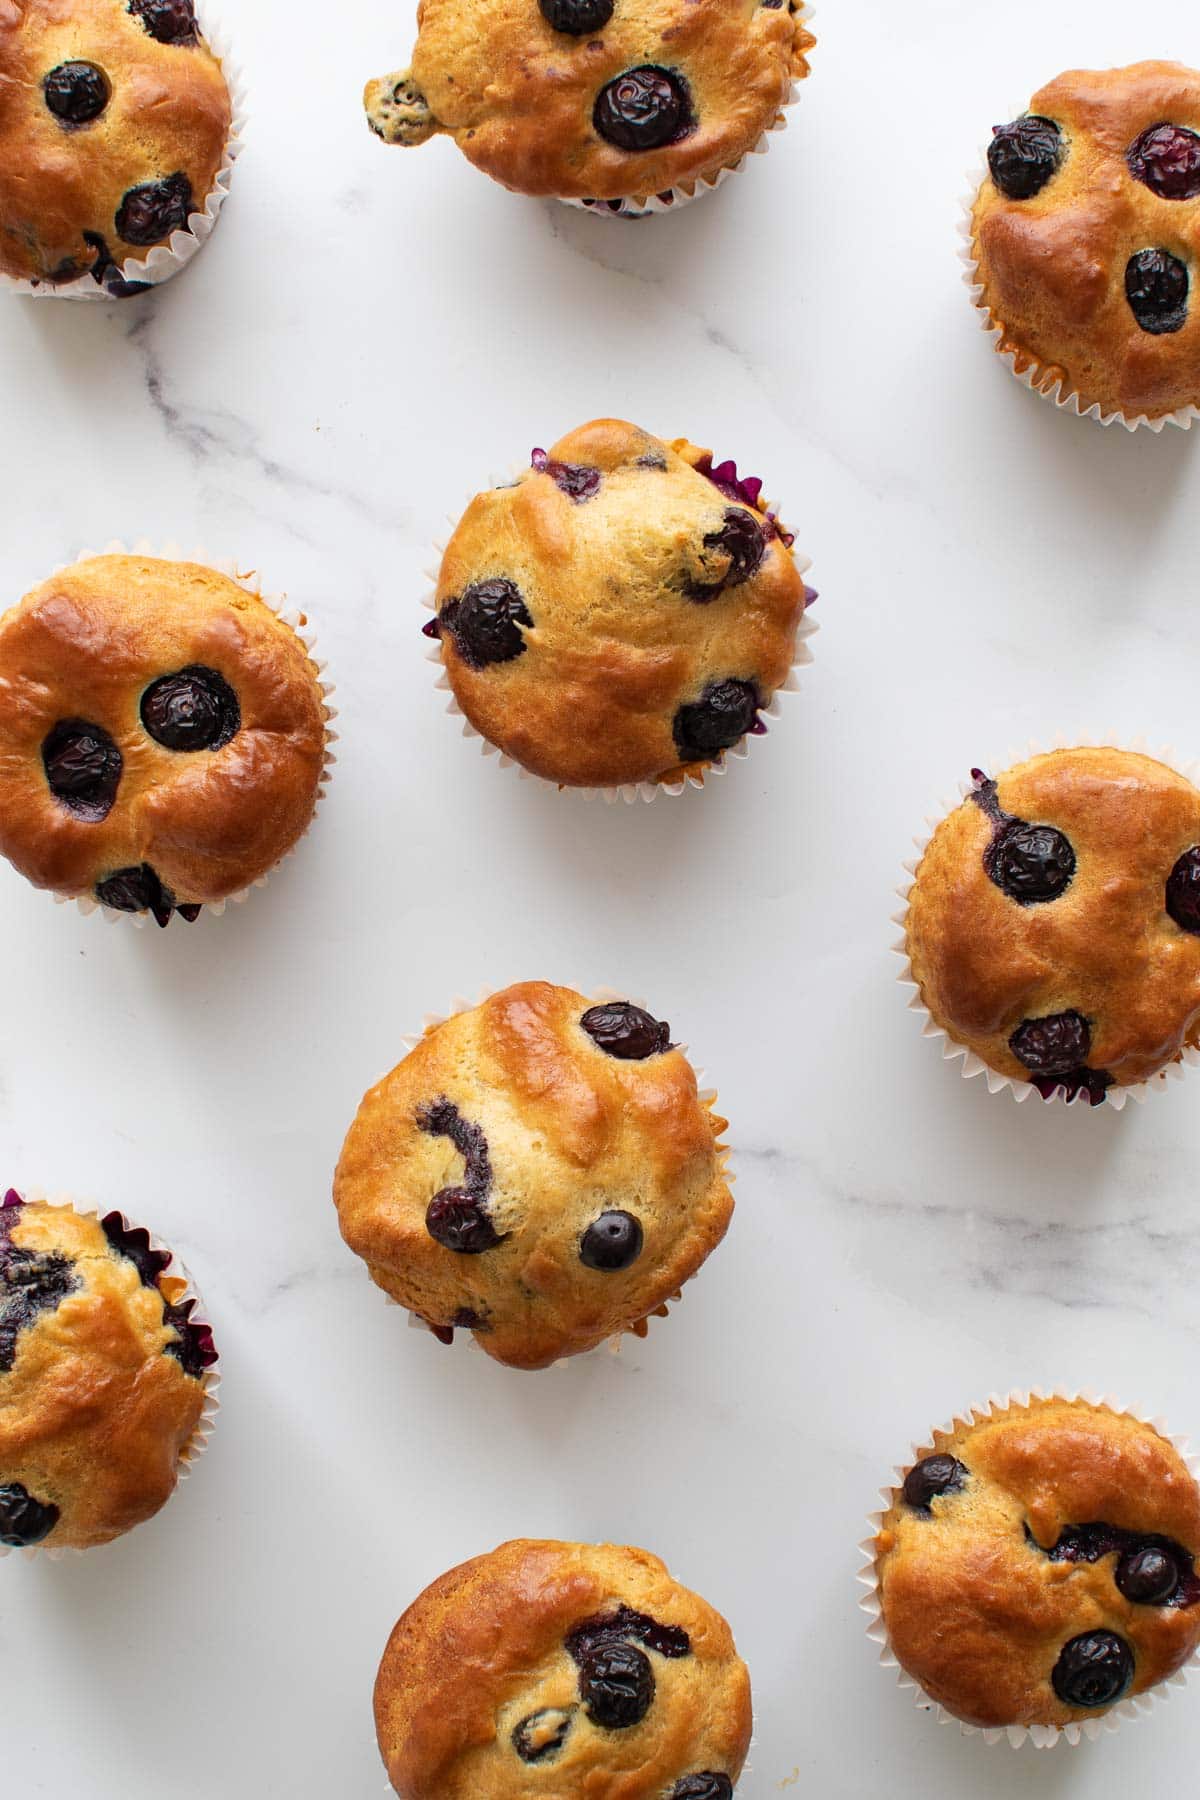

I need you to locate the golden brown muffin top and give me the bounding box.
[0,553,329,922]
[971,62,1200,421]
[875,1398,1200,1730]
[904,748,1200,1099]
[0,1196,214,1550]
[375,1540,752,1798]
[333,980,733,1370]
[364,0,813,203]
[0,0,232,289]
[427,419,808,790]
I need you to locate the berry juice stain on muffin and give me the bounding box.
[374,1541,751,1798]
[874,1398,1200,1730]
[333,981,733,1370]
[424,420,810,791]
[903,748,1200,1101]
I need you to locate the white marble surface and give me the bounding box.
[6,0,1200,1793]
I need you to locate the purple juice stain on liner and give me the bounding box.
[100,1211,218,1375]
[694,453,795,548]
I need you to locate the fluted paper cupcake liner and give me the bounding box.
[44,538,337,928]
[422,465,816,804]
[959,150,1200,432]
[0,1186,220,1560]
[894,733,1200,1109]
[386,984,730,1363]
[857,1388,1200,1747]
[0,5,245,300]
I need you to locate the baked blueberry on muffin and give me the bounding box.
[970,62,1200,424]
[873,1397,1200,1733]
[0,553,330,925]
[375,1540,751,1796]
[364,0,814,213]
[424,420,811,791]
[333,981,733,1369]
[0,0,234,295]
[903,748,1200,1103]
[0,1191,217,1551]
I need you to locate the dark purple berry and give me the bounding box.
[986,819,1076,904]
[671,1780,733,1800]
[95,864,177,927]
[594,66,692,152]
[580,1001,670,1060]
[1117,1545,1180,1605]
[439,579,532,669]
[1051,1631,1134,1709]
[43,62,110,125]
[902,1455,967,1513]
[540,0,613,29]
[0,1483,59,1547]
[579,1642,654,1729]
[512,1708,575,1762]
[566,1605,691,1664]
[988,116,1063,199]
[531,449,601,501]
[1126,249,1189,335]
[580,1210,643,1272]
[689,509,765,601]
[101,1214,172,1290]
[1033,1067,1113,1105]
[115,173,192,247]
[128,0,198,42]
[1127,123,1200,199]
[42,719,122,820]
[673,678,759,762]
[425,1191,503,1254]
[1009,1011,1090,1077]
[1166,847,1200,932]
[141,666,240,751]
[0,1236,80,1373]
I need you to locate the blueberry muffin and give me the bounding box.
[874,1397,1200,1731]
[424,420,810,790]
[0,0,234,296]
[0,553,330,925]
[333,981,733,1370]
[0,1192,217,1551]
[364,0,813,213]
[903,749,1200,1103]
[971,62,1200,423]
[375,1540,751,1797]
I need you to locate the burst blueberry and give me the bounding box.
[594,67,692,152]
[581,1001,670,1059]
[1127,123,1200,199]
[141,666,240,751]
[1051,1631,1134,1709]
[988,116,1063,199]
[42,719,122,820]
[43,62,110,125]
[902,1455,967,1513]
[1126,249,1189,335]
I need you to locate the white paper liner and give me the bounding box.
[894,734,1200,1110]
[959,143,1200,433]
[37,538,337,928]
[0,1188,220,1560]
[857,1388,1200,1748]
[0,4,245,300]
[423,460,816,804]
[374,983,731,1364]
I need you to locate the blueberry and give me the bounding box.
[0,1239,80,1373]
[0,1483,59,1547]
[512,1708,574,1763]
[673,679,759,763]
[986,819,1076,904]
[128,0,198,42]
[594,66,692,152]
[988,116,1063,200]
[1166,847,1200,932]
[101,1214,172,1290]
[1051,1631,1134,1709]
[579,1641,654,1729]
[95,864,178,928]
[42,719,122,820]
[565,1605,691,1663]
[141,666,240,751]
[1126,249,1189,336]
[531,450,601,501]
[115,173,192,247]
[689,509,765,601]
[1117,1545,1180,1606]
[540,0,613,32]
[902,1455,967,1513]
[43,62,110,125]
[439,579,532,669]
[425,1191,503,1254]
[1009,1011,1090,1077]
[1127,124,1200,199]
[580,1001,670,1060]
[580,1211,643,1271]
[671,1780,733,1800]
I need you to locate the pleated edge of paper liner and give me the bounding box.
[856,1387,1200,1748]
[44,538,338,927]
[0,1186,220,1560]
[892,733,1200,1110]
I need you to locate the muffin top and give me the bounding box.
[0,1194,216,1550]
[904,748,1200,1100]
[426,419,808,790]
[0,553,329,923]
[364,0,813,203]
[875,1397,1200,1730]
[971,62,1200,421]
[333,981,733,1370]
[375,1539,751,1798]
[0,0,232,292]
